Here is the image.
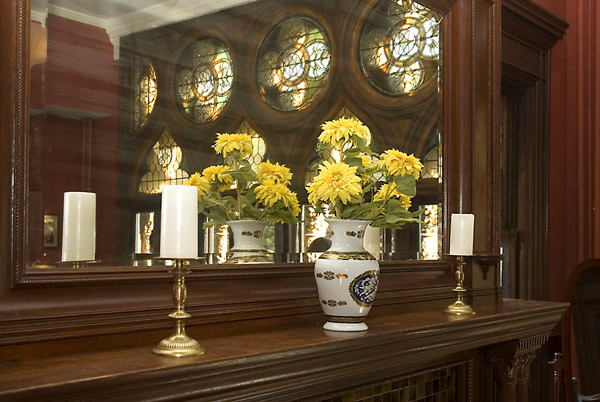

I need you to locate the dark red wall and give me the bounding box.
[45,15,117,115]
[532,0,600,303]
[33,15,119,265]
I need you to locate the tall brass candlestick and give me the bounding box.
[153,259,205,357]
[443,256,475,315]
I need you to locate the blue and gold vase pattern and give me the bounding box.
[349,270,379,307]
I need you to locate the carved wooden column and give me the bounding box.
[549,352,565,402]
[488,335,549,402]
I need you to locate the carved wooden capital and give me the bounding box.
[487,335,549,402]
[490,351,537,383]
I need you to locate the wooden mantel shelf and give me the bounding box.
[0,299,566,401]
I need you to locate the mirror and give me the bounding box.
[28,0,443,269]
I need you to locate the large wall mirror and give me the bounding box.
[27,0,443,270]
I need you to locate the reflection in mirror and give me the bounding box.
[28,0,443,269]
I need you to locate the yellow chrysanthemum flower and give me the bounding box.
[286,194,301,217]
[378,149,424,179]
[183,173,210,197]
[202,165,232,183]
[306,161,362,205]
[202,165,234,192]
[254,180,301,216]
[359,153,376,169]
[373,183,411,210]
[213,133,253,158]
[318,117,371,147]
[256,161,292,185]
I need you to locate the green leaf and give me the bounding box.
[242,205,262,220]
[203,208,228,227]
[354,136,369,151]
[394,174,417,197]
[341,205,359,219]
[344,155,364,171]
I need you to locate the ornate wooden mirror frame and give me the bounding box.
[0,0,500,350]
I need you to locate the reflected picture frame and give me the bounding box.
[43,214,59,248]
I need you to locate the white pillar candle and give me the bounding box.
[449,213,474,256]
[61,192,96,262]
[160,185,198,259]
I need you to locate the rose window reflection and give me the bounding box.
[133,57,157,129]
[360,0,440,95]
[175,39,234,123]
[257,17,331,111]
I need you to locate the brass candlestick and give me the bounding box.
[443,256,475,315]
[153,259,205,357]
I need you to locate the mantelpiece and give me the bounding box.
[0,300,567,401]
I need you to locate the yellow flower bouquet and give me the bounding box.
[184,133,300,227]
[306,117,423,228]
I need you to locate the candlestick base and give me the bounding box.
[152,333,205,357]
[443,299,475,315]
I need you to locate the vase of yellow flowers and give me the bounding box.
[185,133,300,263]
[306,117,423,331]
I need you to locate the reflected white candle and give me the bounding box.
[160,185,198,259]
[448,213,474,256]
[61,192,96,262]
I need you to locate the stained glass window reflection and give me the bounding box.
[420,204,441,260]
[133,57,157,129]
[138,130,190,194]
[175,39,234,123]
[421,145,441,179]
[257,17,331,111]
[236,120,267,170]
[360,0,440,95]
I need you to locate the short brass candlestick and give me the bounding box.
[443,256,475,315]
[153,259,205,357]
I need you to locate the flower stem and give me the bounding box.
[334,203,342,219]
[368,180,393,220]
[236,182,242,219]
[203,197,233,221]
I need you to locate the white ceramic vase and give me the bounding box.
[226,220,273,263]
[314,219,380,332]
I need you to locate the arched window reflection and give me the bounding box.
[138,130,189,194]
[235,120,268,171]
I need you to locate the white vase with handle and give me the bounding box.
[314,219,380,331]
